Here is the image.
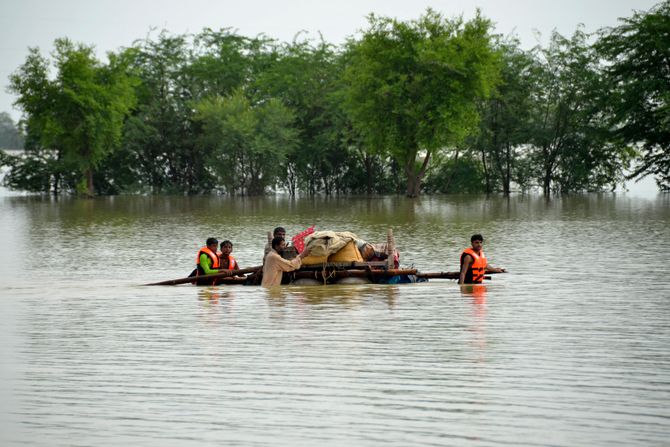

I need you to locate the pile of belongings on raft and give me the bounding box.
[283,230,400,268]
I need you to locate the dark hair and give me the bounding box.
[271,236,285,250]
[273,226,286,236]
[220,240,232,248]
[471,234,484,243]
[206,237,219,246]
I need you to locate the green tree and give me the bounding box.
[527,30,632,195]
[194,91,298,195]
[189,29,260,100]
[8,39,135,196]
[596,1,670,190]
[471,38,535,195]
[343,9,500,197]
[424,149,486,194]
[123,32,206,193]
[254,37,362,196]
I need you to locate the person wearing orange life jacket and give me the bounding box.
[458,234,506,284]
[194,237,225,285]
[219,240,240,271]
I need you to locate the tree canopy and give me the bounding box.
[597,0,670,190]
[343,9,500,197]
[7,39,136,196]
[2,3,667,196]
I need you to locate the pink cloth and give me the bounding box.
[291,226,315,253]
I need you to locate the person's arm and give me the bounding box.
[233,259,244,277]
[485,266,506,273]
[268,252,302,272]
[298,246,311,260]
[458,255,472,284]
[200,253,220,275]
[485,261,506,274]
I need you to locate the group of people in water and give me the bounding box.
[193,228,505,287]
[192,226,308,287]
[193,238,240,279]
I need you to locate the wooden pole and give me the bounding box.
[415,271,501,280]
[145,266,262,286]
[415,271,460,279]
[386,228,395,269]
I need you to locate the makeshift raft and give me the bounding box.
[145,264,493,286]
[146,229,498,287]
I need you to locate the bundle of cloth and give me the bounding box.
[303,231,399,267]
[304,231,359,257]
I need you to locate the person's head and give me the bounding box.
[358,242,376,261]
[273,227,286,239]
[271,236,286,252]
[206,237,219,251]
[220,240,233,256]
[470,234,484,251]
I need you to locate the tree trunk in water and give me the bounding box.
[52,149,62,196]
[443,149,460,194]
[404,152,431,198]
[503,143,511,196]
[481,148,491,194]
[287,164,296,197]
[543,167,551,196]
[406,175,419,198]
[365,155,373,195]
[85,168,94,198]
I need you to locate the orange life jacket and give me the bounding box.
[460,248,487,283]
[196,246,220,275]
[219,254,238,270]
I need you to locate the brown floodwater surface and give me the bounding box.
[1,191,669,446]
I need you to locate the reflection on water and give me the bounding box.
[1,192,670,446]
[461,284,488,361]
[461,283,487,305]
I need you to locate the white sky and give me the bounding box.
[0,0,662,194]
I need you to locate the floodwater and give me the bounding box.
[1,191,669,446]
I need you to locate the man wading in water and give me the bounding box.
[458,234,506,284]
[261,236,311,288]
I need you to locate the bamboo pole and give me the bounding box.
[415,272,500,280]
[145,266,262,286]
[386,228,395,269]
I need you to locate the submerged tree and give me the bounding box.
[597,1,670,190]
[194,91,297,195]
[471,38,536,195]
[256,37,348,196]
[343,9,500,197]
[7,39,135,196]
[526,29,632,195]
[122,32,204,194]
